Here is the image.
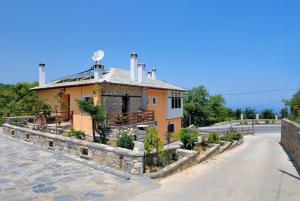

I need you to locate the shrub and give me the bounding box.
[70,128,85,139]
[220,128,243,142]
[207,132,220,144]
[232,132,242,141]
[144,128,164,155]
[200,136,209,147]
[116,131,134,150]
[220,134,233,142]
[179,129,198,150]
[144,128,165,166]
[171,131,181,142]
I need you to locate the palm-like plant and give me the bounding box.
[77,100,106,142]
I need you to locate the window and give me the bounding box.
[167,123,175,133]
[170,91,182,109]
[153,96,158,105]
[172,97,175,108]
[83,96,93,103]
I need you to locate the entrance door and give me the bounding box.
[122,95,129,113]
[61,94,70,120]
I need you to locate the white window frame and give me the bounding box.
[152,96,158,105]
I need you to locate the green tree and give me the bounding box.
[244,107,256,119]
[234,108,242,120]
[285,89,300,123]
[183,86,210,127]
[207,95,228,124]
[77,100,106,142]
[183,86,230,127]
[0,82,51,123]
[288,89,300,117]
[280,107,289,119]
[259,109,275,119]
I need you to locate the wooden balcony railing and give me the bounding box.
[106,110,155,126]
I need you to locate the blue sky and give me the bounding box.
[0,0,299,111]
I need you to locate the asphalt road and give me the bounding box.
[130,126,300,201]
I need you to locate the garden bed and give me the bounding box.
[144,128,245,179]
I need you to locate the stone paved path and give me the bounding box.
[0,130,158,201]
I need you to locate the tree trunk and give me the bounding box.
[92,121,96,142]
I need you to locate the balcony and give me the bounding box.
[106,110,155,126]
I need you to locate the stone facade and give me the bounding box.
[281,119,300,170]
[2,124,144,175]
[101,84,148,114]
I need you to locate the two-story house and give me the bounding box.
[31,51,186,142]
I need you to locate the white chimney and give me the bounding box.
[147,71,152,78]
[94,64,103,81]
[151,68,157,80]
[137,62,145,83]
[39,63,45,86]
[130,52,138,82]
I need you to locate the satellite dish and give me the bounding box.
[92,50,104,63]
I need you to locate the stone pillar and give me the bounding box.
[240,114,244,120]
[256,114,259,120]
[140,87,148,111]
[275,115,278,120]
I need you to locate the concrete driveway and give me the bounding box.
[130,126,300,201]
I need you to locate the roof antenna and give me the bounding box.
[92,50,105,81]
[92,50,104,65]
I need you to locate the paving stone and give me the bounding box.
[0,178,12,184]
[0,132,157,200]
[18,162,32,167]
[53,194,79,201]
[84,190,105,198]
[33,185,57,193]
[58,176,76,183]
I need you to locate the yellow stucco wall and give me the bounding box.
[147,89,182,142]
[36,84,100,136]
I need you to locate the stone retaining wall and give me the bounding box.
[281,119,300,170]
[2,123,144,175]
[146,149,197,179]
